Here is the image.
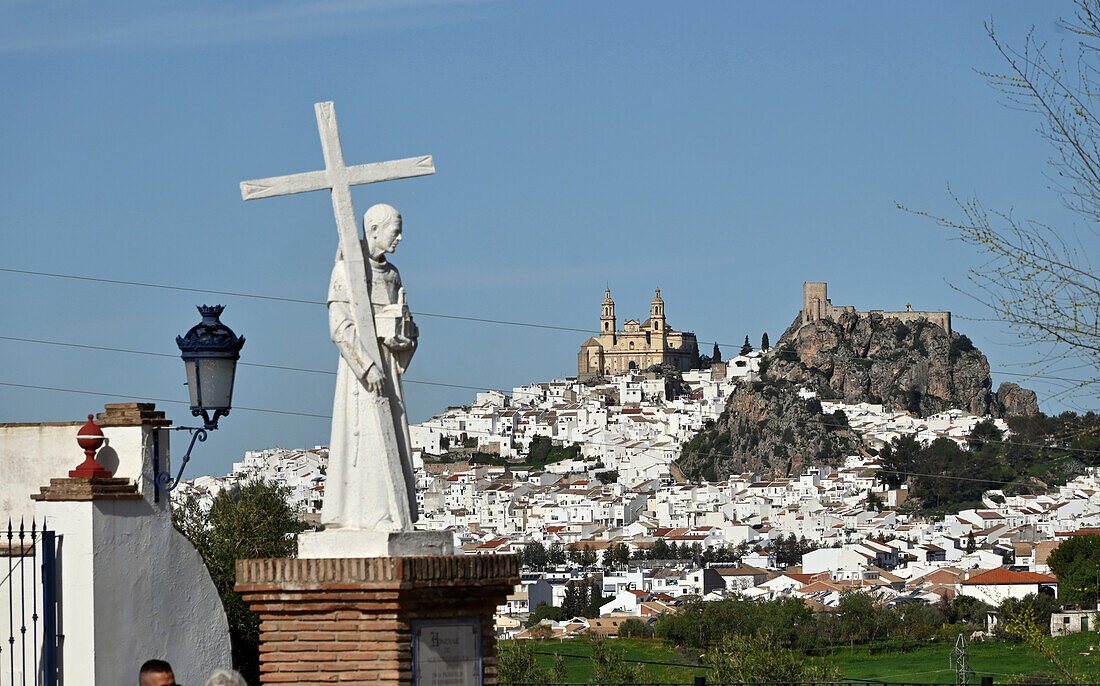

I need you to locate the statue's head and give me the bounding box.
[364,203,402,258]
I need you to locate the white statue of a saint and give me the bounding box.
[322,203,419,532]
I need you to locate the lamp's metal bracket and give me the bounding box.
[155,426,209,492]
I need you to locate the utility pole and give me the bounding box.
[952,633,974,686]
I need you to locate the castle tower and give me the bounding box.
[803,282,828,325]
[601,287,616,333]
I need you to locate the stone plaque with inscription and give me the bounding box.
[412,619,483,686]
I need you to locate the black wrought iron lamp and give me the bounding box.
[156,305,245,492]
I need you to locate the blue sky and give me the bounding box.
[0,1,1090,477]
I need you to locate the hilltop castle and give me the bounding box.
[801,282,951,333]
[578,288,699,380]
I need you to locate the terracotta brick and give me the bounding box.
[256,674,300,683]
[239,554,516,686]
[375,670,412,681]
[278,662,328,673]
[336,671,381,681]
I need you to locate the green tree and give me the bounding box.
[837,591,875,652]
[587,634,648,684]
[968,419,1004,451]
[651,539,672,560]
[1004,606,1082,682]
[771,533,818,567]
[951,595,994,627]
[896,602,945,646]
[497,640,567,683]
[865,490,884,512]
[706,632,837,682]
[761,332,770,350]
[595,469,618,484]
[997,594,1062,641]
[521,541,549,569]
[966,532,977,554]
[612,543,631,568]
[1047,534,1100,603]
[548,541,567,565]
[566,543,581,565]
[526,603,565,628]
[740,335,752,356]
[173,479,307,684]
[618,618,654,638]
[561,581,584,618]
[584,580,607,617]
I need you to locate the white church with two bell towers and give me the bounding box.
[577,288,699,380]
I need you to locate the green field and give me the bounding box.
[830,633,1100,683]
[509,633,1100,684]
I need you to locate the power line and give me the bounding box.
[7,328,1100,464]
[3,332,1091,409]
[874,469,1021,486]
[986,369,1093,384]
[2,265,1091,385]
[0,335,502,393]
[0,267,324,305]
[5,327,1100,461]
[0,266,744,349]
[0,381,331,419]
[529,651,710,670]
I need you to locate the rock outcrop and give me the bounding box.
[676,381,855,482]
[675,310,1039,482]
[768,312,1033,418]
[996,382,1040,418]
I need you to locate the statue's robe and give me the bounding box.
[322,244,417,531]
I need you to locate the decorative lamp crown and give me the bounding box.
[70,414,111,478]
[177,305,245,431]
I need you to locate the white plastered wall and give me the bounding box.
[0,415,231,685]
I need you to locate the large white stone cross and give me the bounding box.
[240,101,435,349]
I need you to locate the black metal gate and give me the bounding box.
[0,520,59,686]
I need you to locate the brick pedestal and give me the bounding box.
[236,555,519,685]
[31,476,142,501]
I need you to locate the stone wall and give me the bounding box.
[802,282,951,334]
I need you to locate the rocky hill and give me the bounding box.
[771,312,1038,418]
[676,380,857,482]
[675,311,1038,482]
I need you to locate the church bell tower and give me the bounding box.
[650,288,666,331]
[601,288,616,333]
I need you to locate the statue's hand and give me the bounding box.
[385,335,415,352]
[362,365,385,394]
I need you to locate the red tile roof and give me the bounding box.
[961,568,1057,585]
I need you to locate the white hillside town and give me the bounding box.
[175,352,1099,638]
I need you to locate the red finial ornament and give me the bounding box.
[70,414,111,478]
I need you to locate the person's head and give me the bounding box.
[364,203,402,258]
[205,668,247,686]
[139,659,175,686]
